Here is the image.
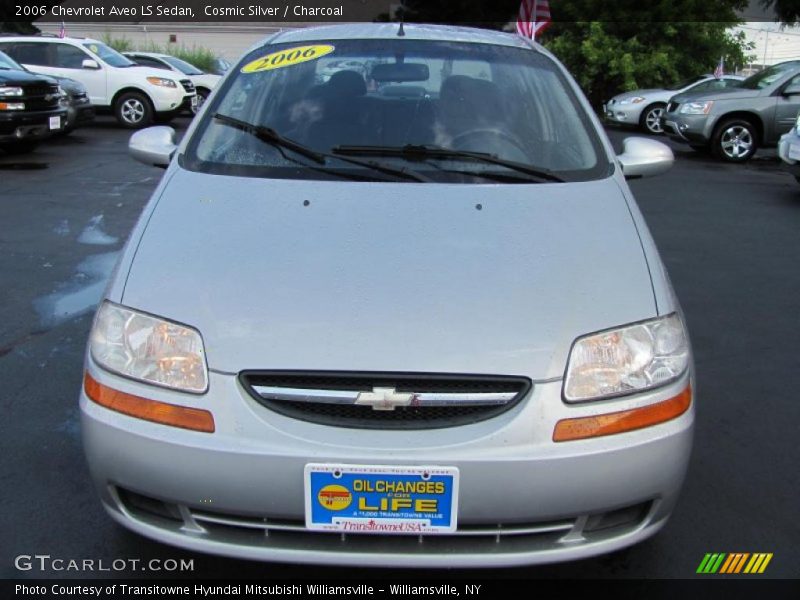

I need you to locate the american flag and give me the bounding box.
[58,21,66,39]
[713,57,724,79]
[516,0,552,41]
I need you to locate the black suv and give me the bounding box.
[0,49,66,154]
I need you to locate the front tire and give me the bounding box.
[712,118,758,162]
[193,88,210,114]
[114,92,153,129]
[640,103,666,135]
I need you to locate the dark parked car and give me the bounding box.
[0,49,66,153]
[662,60,800,161]
[52,74,95,134]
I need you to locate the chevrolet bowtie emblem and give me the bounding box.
[355,387,415,411]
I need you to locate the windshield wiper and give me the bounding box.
[213,113,430,182]
[214,113,326,164]
[331,144,565,183]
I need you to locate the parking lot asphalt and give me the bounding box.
[1,118,799,580]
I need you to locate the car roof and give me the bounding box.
[263,23,539,51]
[0,35,103,44]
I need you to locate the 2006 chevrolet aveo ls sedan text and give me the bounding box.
[80,24,693,567]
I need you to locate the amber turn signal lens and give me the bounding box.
[84,372,215,433]
[553,385,691,442]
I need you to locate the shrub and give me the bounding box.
[100,34,219,73]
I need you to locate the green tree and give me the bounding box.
[547,21,754,107]
[761,0,800,23]
[397,0,754,107]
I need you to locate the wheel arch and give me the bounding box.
[714,111,764,145]
[111,86,153,110]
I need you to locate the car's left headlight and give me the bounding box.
[619,96,645,105]
[564,314,689,402]
[90,301,208,393]
[146,76,177,88]
[0,86,23,97]
[679,101,714,115]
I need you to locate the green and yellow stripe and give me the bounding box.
[697,553,773,574]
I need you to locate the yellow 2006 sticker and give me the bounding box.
[241,44,335,74]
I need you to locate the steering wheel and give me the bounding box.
[450,128,530,162]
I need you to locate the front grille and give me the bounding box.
[22,83,60,110]
[180,79,195,93]
[240,371,531,429]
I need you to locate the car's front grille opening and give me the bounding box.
[239,371,532,429]
[583,501,652,535]
[116,487,182,523]
[22,84,61,110]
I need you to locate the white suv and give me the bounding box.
[0,36,196,128]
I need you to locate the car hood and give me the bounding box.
[121,170,657,380]
[0,69,57,86]
[51,75,85,95]
[611,88,665,101]
[128,65,188,81]
[671,87,758,104]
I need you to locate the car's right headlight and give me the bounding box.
[679,101,714,115]
[90,301,208,393]
[563,314,689,403]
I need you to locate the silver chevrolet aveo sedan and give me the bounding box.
[81,24,693,567]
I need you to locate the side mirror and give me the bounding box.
[129,126,176,168]
[783,83,800,96]
[617,137,674,179]
[81,59,100,70]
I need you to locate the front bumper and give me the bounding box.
[777,132,800,178]
[81,361,694,567]
[148,85,193,113]
[661,112,713,145]
[603,102,645,126]
[0,108,67,142]
[65,99,95,129]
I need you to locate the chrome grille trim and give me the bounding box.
[251,385,517,407]
[239,371,532,429]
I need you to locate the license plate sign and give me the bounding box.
[789,142,800,161]
[49,116,60,130]
[191,95,199,107]
[305,464,459,534]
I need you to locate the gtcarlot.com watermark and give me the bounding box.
[14,554,194,573]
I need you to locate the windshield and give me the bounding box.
[162,55,204,75]
[740,63,800,90]
[665,76,707,91]
[82,42,135,68]
[184,39,609,183]
[0,50,24,70]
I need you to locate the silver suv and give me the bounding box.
[662,61,800,161]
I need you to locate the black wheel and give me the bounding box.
[1,141,38,155]
[640,103,666,135]
[114,91,153,129]
[712,118,757,162]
